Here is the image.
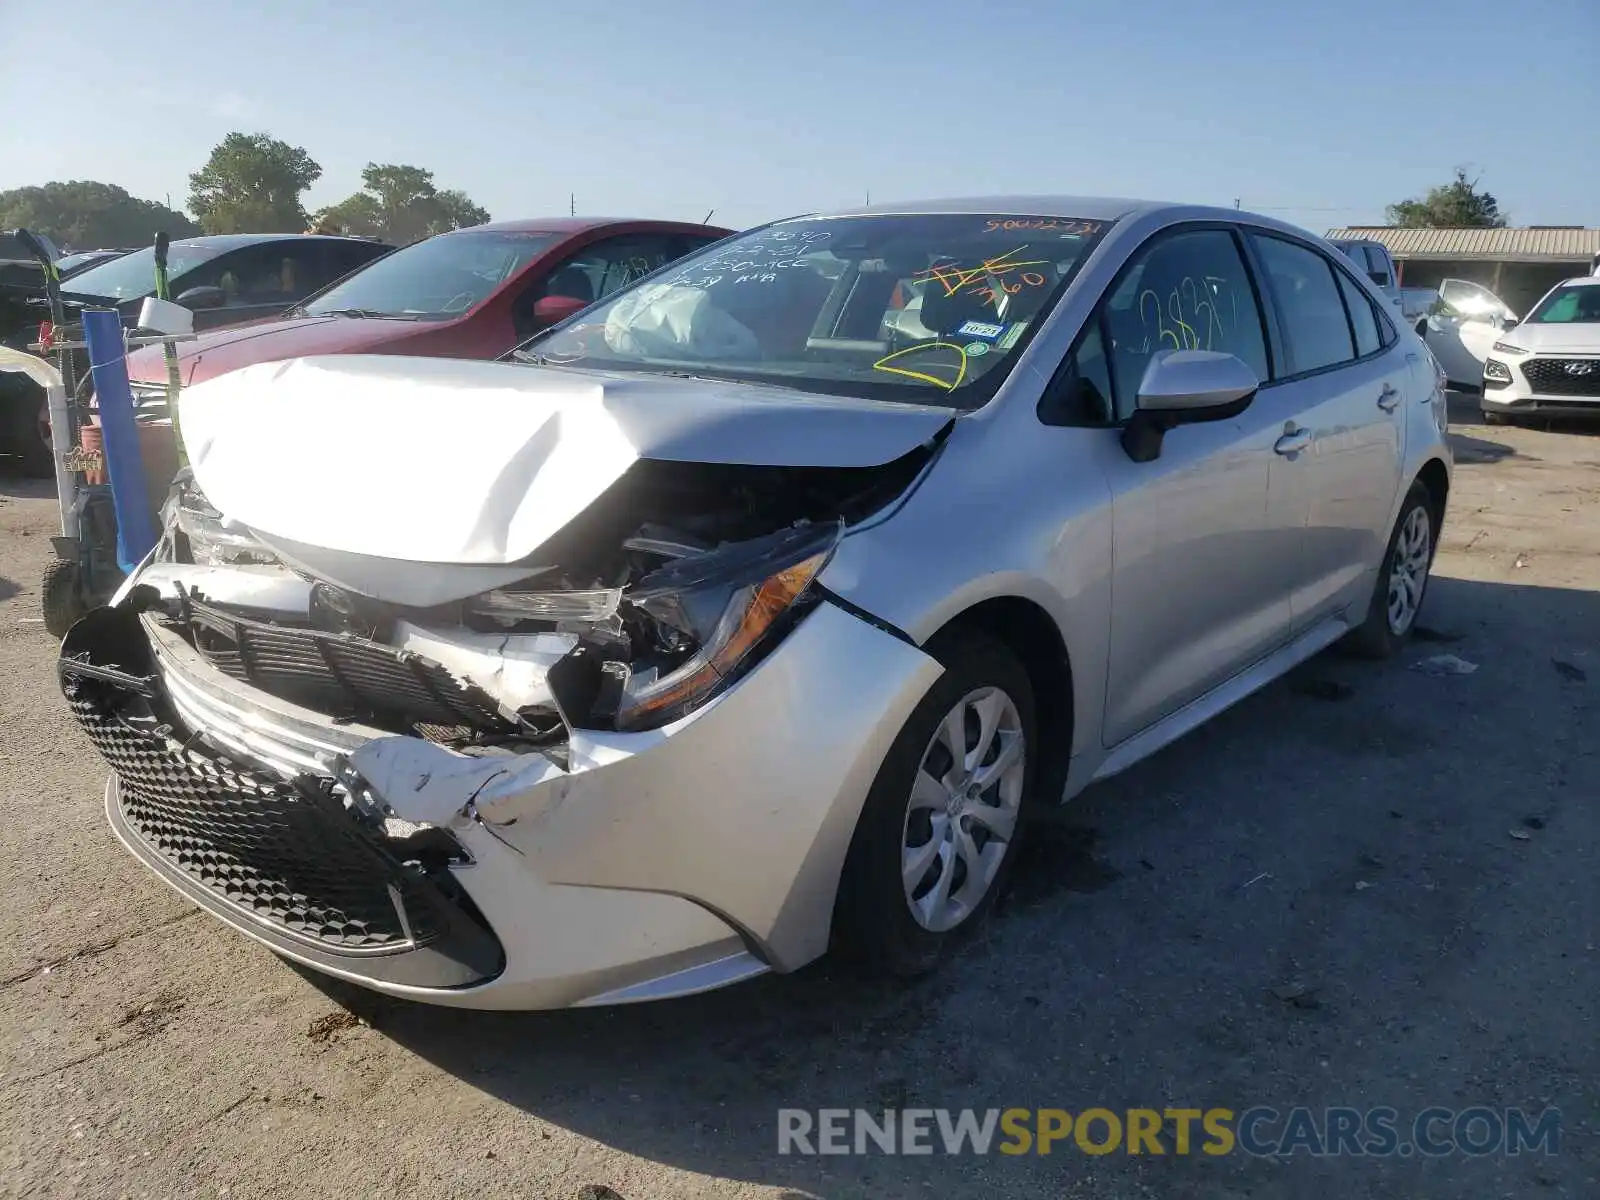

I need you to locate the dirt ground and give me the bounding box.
[0,396,1594,1200]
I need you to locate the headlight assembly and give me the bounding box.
[613,521,841,731]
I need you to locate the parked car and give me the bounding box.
[1,233,393,475]
[1329,238,1434,326]
[1479,275,1600,423]
[60,196,1451,1010]
[120,217,735,402]
[56,233,394,332]
[56,248,137,278]
[1421,277,1520,389]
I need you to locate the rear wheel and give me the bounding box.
[832,632,1036,976]
[1344,482,1436,659]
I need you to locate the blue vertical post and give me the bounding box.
[82,308,156,571]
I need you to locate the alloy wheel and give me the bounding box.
[901,686,1026,933]
[1386,504,1432,635]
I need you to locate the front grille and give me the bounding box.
[185,598,512,736]
[59,606,504,986]
[1521,357,1600,398]
[76,690,429,949]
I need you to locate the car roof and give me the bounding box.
[168,233,389,250]
[1555,275,1600,288]
[782,195,1331,243]
[448,216,734,237]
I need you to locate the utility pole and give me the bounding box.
[1234,197,1241,209]
[569,192,576,216]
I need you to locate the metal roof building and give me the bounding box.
[1325,226,1600,316]
[1324,226,1600,264]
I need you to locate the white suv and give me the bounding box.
[1480,276,1600,423]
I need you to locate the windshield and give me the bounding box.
[62,243,227,300]
[1525,283,1600,324]
[513,213,1109,407]
[300,230,557,320]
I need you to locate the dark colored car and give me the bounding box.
[59,232,394,333]
[122,218,733,393]
[56,249,138,278]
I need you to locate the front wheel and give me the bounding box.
[832,631,1036,977]
[1344,482,1437,659]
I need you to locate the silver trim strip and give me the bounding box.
[571,951,771,1007]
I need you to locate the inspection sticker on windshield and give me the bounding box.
[964,341,990,357]
[996,323,1027,351]
[958,320,1005,340]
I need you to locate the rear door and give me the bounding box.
[1247,232,1405,630]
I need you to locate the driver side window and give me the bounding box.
[1045,227,1269,425]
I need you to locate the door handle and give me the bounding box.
[1274,426,1311,456]
[1377,384,1400,412]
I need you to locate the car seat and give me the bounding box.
[544,265,597,303]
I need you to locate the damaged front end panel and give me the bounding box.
[129,447,934,756]
[60,435,943,997]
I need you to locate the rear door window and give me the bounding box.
[1334,268,1382,358]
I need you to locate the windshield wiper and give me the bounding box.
[307,307,403,319]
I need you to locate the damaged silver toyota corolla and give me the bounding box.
[59,198,1451,1008]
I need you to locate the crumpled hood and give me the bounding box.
[1498,321,1600,356]
[125,315,429,386]
[181,354,954,565]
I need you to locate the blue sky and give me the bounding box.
[3,0,1595,236]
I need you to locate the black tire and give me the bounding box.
[1343,482,1437,660]
[40,557,86,638]
[832,631,1037,977]
[1,379,55,477]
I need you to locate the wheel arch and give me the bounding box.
[922,595,1075,807]
[1414,456,1450,535]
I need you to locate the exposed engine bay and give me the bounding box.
[128,445,938,764]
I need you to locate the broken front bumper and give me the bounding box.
[60,597,941,1010]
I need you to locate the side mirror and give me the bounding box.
[1368,271,1389,287]
[175,285,225,311]
[532,294,589,327]
[1121,350,1259,464]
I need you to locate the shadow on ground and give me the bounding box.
[324,574,1597,1198]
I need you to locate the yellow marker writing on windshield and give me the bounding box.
[872,342,970,391]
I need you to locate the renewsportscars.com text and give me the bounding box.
[777,1106,1561,1158]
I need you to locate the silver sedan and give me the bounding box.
[60,196,1452,1008]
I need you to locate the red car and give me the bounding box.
[125,217,734,392]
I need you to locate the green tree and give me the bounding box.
[188,132,322,234]
[0,181,200,249]
[1386,168,1507,228]
[312,163,490,244]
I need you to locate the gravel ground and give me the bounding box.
[0,396,1594,1200]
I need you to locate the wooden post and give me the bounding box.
[1491,260,1505,296]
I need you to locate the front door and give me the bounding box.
[1426,278,1515,386]
[1085,225,1296,746]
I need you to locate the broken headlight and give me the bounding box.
[160,478,277,567]
[614,521,841,731]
